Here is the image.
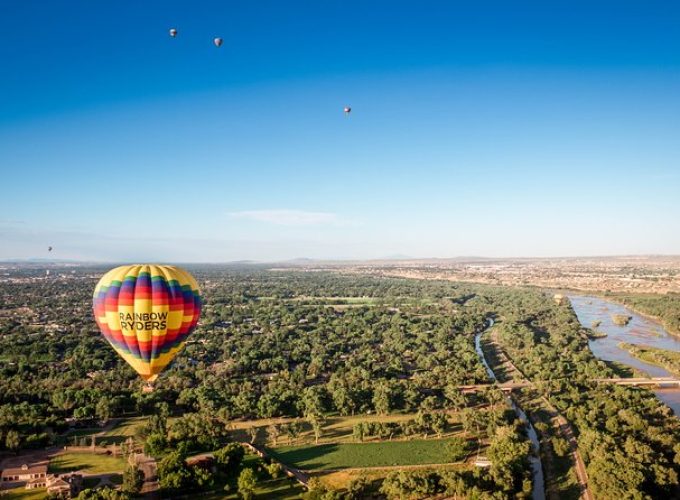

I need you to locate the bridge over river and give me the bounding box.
[458,377,680,393]
[595,377,680,388]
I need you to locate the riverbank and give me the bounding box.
[602,296,680,339]
[568,294,680,415]
[549,288,680,339]
[618,343,680,377]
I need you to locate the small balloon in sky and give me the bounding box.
[48,246,53,252]
[213,37,223,47]
[169,28,178,37]
[344,106,352,115]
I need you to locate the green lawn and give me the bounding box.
[268,438,455,470]
[2,488,46,500]
[49,452,126,474]
[100,416,147,444]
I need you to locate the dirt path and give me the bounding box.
[321,461,464,474]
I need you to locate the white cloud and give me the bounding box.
[228,209,341,226]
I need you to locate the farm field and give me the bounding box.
[49,452,126,474]
[268,438,458,470]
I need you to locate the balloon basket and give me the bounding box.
[142,383,155,393]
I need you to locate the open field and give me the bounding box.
[282,255,680,294]
[100,416,147,444]
[230,412,463,446]
[49,452,126,474]
[268,438,457,470]
[1,488,46,500]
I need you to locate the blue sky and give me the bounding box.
[1,1,679,261]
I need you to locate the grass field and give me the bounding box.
[619,342,680,376]
[2,488,46,500]
[49,452,126,474]
[268,438,455,470]
[100,416,147,444]
[230,412,462,447]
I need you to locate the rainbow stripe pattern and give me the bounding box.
[93,264,201,382]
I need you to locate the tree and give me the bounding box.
[75,487,128,500]
[372,381,391,415]
[237,468,257,500]
[193,466,214,490]
[266,462,283,479]
[346,476,372,499]
[284,420,302,445]
[307,413,326,444]
[121,464,144,495]
[301,386,326,416]
[267,424,280,446]
[144,432,167,457]
[446,436,469,462]
[158,451,192,493]
[431,412,448,437]
[487,426,530,493]
[5,429,20,452]
[96,397,113,423]
[352,423,365,443]
[214,443,245,474]
[551,437,569,457]
[247,426,259,444]
[443,385,467,410]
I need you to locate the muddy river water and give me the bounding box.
[568,294,680,415]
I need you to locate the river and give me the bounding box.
[568,294,680,415]
[474,320,545,500]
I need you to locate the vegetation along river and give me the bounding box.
[475,320,545,500]
[569,295,680,415]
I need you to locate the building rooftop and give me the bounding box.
[1,464,48,478]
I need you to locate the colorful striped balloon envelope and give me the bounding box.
[93,264,201,382]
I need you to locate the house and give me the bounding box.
[1,464,48,484]
[47,473,82,498]
[26,477,48,489]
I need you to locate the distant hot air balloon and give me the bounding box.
[344,106,352,115]
[48,246,53,252]
[213,37,223,47]
[93,265,202,383]
[169,28,178,37]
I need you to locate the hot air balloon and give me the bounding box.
[48,246,53,252]
[93,265,201,383]
[169,28,178,37]
[344,106,351,115]
[213,37,223,47]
